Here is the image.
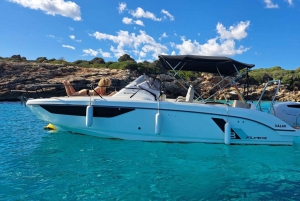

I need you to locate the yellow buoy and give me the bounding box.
[44,123,57,130]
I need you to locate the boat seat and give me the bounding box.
[176,85,194,102]
[232,100,248,108]
[175,96,186,102]
[185,85,194,102]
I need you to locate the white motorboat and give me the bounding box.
[271,101,300,127]
[25,55,300,145]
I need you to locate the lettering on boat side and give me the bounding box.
[275,124,286,128]
[211,118,241,139]
[246,136,267,140]
[211,118,268,140]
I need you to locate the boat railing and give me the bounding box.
[196,70,250,102]
[256,80,281,114]
[200,76,237,102]
[165,68,250,103]
[161,57,253,104]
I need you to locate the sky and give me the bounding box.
[0,0,299,70]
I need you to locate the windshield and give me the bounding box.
[125,75,161,91]
[125,75,149,88]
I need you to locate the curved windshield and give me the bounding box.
[125,75,149,88]
[125,75,161,91]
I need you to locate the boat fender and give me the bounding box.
[155,112,161,134]
[86,105,93,127]
[224,122,231,145]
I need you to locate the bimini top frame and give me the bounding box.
[158,55,255,102]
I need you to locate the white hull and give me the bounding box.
[272,101,300,127]
[27,97,300,145]
[22,56,300,146]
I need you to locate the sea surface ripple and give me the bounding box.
[1,102,300,200]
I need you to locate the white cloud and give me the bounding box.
[47,34,63,42]
[69,27,74,31]
[69,35,81,42]
[285,0,293,6]
[264,0,279,8]
[82,48,111,58]
[87,21,250,60]
[136,57,143,63]
[134,19,144,26]
[118,2,127,13]
[122,17,144,26]
[170,42,175,47]
[122,17,133,24]
[175,21,250,56]
[217,21,250,40]
[161,32,168,38]
[90,30,168,59]
[83,49,98,56]
[129,7,161,21]
[98,49,112,58]
[161,9,174,21]
[8,0,82,20]
[159,32,168,40]
[110,45,127,58]
[62,45,75,50]
[139,51,146,57]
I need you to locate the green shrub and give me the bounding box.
[11,54,23,62]
[118,54,135,62]
[49,59,67,65]
[108,61,136,69]
[89,57,105,64]
[36,57,48,63]
[73,60,88,65]
[137,62,161,75]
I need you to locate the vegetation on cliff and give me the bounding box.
[1,54,300,91]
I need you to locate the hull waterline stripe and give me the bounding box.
[34,104,295,132]
[287,104,300,108]
[39,105,135,117]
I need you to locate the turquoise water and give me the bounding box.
[1,102,300,200]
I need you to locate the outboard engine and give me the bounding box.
[271,102,300,127]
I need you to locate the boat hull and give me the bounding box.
[26,97,300,145]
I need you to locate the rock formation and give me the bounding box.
[1,61,300,102]
[0,61,134,101]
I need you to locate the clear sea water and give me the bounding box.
[1,102,300,201]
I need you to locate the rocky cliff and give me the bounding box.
[1,61,299,102]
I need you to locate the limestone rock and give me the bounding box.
[0,61,297,102]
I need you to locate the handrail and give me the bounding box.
[256,80,281,113]
[200,70,249,102]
